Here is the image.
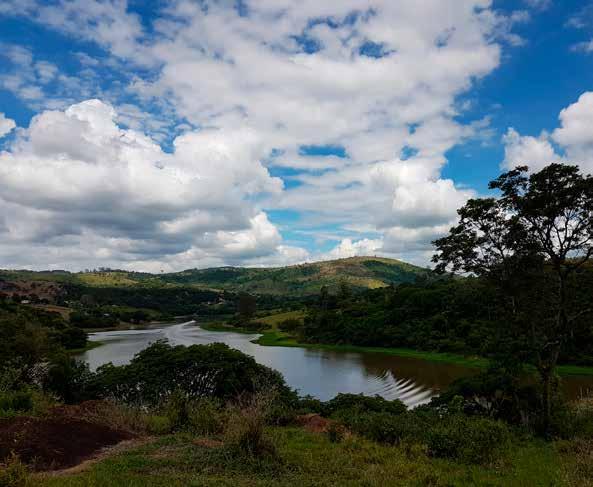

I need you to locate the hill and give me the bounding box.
[0,257,431,296]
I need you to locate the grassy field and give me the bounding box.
[32,427,587,487]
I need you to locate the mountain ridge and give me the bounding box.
[0,256,432,296]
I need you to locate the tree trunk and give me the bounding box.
[538,345,560,437]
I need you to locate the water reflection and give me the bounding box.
[79,321,592,406]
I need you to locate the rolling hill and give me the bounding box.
[0,257,431,296]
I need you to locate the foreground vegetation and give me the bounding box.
[2,163,593,483]
[30,426,589,487]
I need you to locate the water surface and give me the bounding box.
[79,321,593,406]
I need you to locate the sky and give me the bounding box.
[1,0,593,272]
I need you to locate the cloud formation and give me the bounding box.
[503,92,593,174]
[0,113,15,138]
[0,0,528,269]
[0,99,303,270]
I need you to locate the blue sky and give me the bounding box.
[0,0,593,271]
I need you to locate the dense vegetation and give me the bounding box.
[0,256,429,296]
[296,274,593,366]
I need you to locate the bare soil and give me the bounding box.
[0,402,136,471]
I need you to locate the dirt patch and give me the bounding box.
[38,438,153,477]
[0,414,135,471]
[296,414,333,433]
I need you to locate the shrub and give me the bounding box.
[223,393,277,457]
[278,318,301,333]
[338,408,511,465]
[0,390,32,416]
[326,422,345,443]
[296,395,325,415]
[93,341,297,407]
[343,411,427,445]
[0,453,29,487]
[425,414,511,464]
[43,354,94,403]
[186,398,225,435]
[0,387,54,418]
[324,393,406,417]
[551,397,593,440]
[143,415,174,435]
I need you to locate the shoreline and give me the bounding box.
[200,322,593,377]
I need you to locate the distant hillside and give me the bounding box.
[0,257,431,296]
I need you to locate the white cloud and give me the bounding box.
[0,100,298,270]
[502,127,562,172]
[0,1,529,269]
[0,113,16,138]
[502,92,593,174]
[524,0,551,11]
[324,238,384,260]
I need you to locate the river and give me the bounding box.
[78,321,593,407]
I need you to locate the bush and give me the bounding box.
[223,393,277,458]
[324,393,406,417]
[326,422,346,443]
[425,414,511,464]
[0,453,29,487]
[186,398,225,435]
[278,318,301,333]
[551,397,593,440]
[296,395,325,415]
[93,341,297,407]
[43,354,94,403]
[0,385,54,418]
[0,390,32,416]
[338,408,511,465]
[343,411,427,445]
[143,415,174,435]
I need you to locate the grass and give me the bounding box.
[32,427,583,487]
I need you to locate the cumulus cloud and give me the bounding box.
[0,113,15,138]
[0,0,529,269]
[502,92,593,174]
[0,99,297,270]
[324,238,384,260]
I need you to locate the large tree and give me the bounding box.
[432,163,593,433]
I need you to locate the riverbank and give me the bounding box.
[67,340,104,355]
[200,321,593,377]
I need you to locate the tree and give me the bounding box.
[432,164,593,434]
[237,292,257,321]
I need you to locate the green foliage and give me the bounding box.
[3,256,429,297]
[223,393,278,458]
[326,422,345,443]
[0,453,29,487]
[93,341,297,407]
[186,398,226,435]
[432,366,540,426]
[549,397,593,440]
[0,390,32,417]
[278,317,301,332]
[341,408,511,465]
[43,354,94,404]
[426,414,511,464]
[323,393,406,417]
